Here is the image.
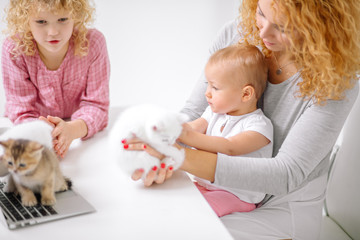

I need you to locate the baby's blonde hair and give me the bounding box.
[239,0,360,104]
[207,43,268,100]
[5,0,95,57]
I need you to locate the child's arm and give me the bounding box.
[179,130,270,156]
[186,117,208,134]
[70,30,110,140]
[2,39,41,123]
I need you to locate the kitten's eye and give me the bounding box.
[8,162,13,166]
[19,163,26,168]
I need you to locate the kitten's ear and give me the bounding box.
[152,122,164,132]
[0,139,14,149]
[28,142,44,158]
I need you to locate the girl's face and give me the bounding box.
[255,0,291,52]
[204,64,247,116]
[29,8,74,56]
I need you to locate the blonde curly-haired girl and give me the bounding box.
[2,0,110,158]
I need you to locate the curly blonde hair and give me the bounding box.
[5,0,95,57]
[239,0,360,104]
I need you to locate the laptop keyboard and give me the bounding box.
[0,181,58,222]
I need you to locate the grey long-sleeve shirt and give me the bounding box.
[181,20,359,196]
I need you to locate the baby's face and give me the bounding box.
[204,64,247,115]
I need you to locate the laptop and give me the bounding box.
[0,180,96,229]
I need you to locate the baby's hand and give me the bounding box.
[178,123,193,142]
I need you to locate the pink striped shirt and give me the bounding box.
[1,29,110,139]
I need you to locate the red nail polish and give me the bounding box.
[169,166,174,171]
[161,163,166,169]
[121,139,127,144]
[152,166,158,171]
[143,144,147,149]
[139,168,144,173]
[123,144,129,149]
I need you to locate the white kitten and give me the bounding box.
[109,104,188,176]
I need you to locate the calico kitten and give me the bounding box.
[0,139,71,206]
[109,104,188,176]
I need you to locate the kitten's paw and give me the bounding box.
[41,195,56,206]
[59,184,68,192]
[3,183,15,193]
[22,194,38,207]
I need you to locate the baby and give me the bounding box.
[179,43,273,217]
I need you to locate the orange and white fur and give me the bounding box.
[0,121,70,206]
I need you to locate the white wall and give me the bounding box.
[0,0,239,115]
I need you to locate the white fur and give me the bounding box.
[109,104,188,176]
[0,121,53,156]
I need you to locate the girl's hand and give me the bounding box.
[124,137,174,187]
[46,116,74,158]
[39,116,55,128]
[46,116,87,158]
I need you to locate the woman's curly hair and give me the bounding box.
[5,0,95,57]
[239,0,360,104]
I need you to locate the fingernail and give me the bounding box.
[121,139,127,144]
[160,163,166,169]
[123,144,129,149]
[169,166,174,171]
[143,144,147,149]
[138,168,144,173]
[152,166,158,171]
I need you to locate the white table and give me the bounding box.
[0,108,233,240]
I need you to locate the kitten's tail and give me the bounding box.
[65,177,72,190]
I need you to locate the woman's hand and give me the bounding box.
[124,137,174,187]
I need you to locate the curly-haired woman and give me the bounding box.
[127,0,360,239]
[1,0,110,157]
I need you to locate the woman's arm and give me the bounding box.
[128,140,218,184]
[181,147,217,182]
